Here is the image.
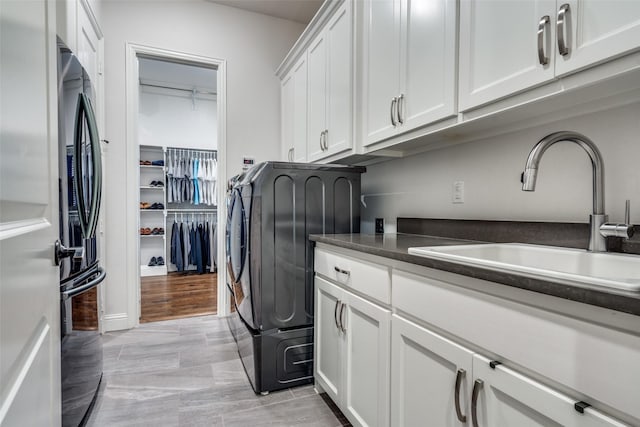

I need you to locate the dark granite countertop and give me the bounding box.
[310,233,640,317]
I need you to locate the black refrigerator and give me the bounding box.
[57,39,106,427]
[226,162,365,394]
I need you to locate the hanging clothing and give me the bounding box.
[166,148,217,206]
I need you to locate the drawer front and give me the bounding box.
[315,248,391,304]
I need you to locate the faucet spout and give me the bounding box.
[521,131,607,251]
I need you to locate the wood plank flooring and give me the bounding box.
[141,272,218,323]
[72,287,99,330]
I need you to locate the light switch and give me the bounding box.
[452,181,464,204]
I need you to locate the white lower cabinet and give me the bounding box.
[391,315,473,426]
[391,314,627,427]
[315,276,391,427]
[472,353,627,427]
[314,244,637,426]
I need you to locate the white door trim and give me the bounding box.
[123,43,229,330]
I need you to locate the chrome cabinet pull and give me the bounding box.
[323,129,329,151]
[557,3,570,56]
[390,97,398,126]
[471,379,483,427]
[319,131,324,151]
[334,266,350,277]
[339,301,347,333]
[454,368,467,422]
[537,15,550,65]
[334,299,341,330]
[397,93,405,124]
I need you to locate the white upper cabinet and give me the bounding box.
[77,0,100,85]
[362,0,401,145]
[362,0,457,147]
[459,0,557,111]
[307,2,353,162]
[459,0,640,112]
[555,0,640,76]
[307,34,328,161]
[282,55,308,162]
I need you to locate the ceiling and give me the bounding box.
[208,0,323,24]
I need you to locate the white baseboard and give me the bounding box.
[102,313,131,332]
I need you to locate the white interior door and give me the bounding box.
[0,0,61,424]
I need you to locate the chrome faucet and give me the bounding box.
[521,131,634,252]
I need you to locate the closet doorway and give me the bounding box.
[133,51,227,324]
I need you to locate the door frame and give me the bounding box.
[124,43,229,328]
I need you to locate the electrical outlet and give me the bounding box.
[375,218,384,234]
[452,181,464,204]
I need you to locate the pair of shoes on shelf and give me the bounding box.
[148,256,165,266]
[149,180,164,187]
[151,227,164,235]
[140,160,152,165]
[140,227,151,235]
[140,202,164,210]
[151,160,164,166]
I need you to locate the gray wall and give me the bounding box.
[361,102,640,233]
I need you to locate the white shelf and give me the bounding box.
[139,165,165,170]
[140,265,167,277]
[140,209,164,212]
[140,186,165,190]
[140,234,165,238]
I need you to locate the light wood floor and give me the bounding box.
[140,272,217,323]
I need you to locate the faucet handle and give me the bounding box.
[600,200,635,239]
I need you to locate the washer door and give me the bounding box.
[226,188,247,285]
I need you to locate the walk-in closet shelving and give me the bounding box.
[139,145,167,277]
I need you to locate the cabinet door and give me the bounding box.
[458,0,556,111]
[555,0,640,76]
[472,354,627,427]
[78,0,100,85]
[391,315,473,427]
[292,55,308,162]
[398,0,457,132]
[324,2,352,158]
[343,291,391,427]
[362,0,401,146]
[314,276,344,403]
[281,72,295,161]
[307,33,328,161]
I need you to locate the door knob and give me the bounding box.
[54,240,85,266]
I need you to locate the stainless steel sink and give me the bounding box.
[408,243,640,292]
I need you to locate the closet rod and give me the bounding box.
[139,82,216,96]
[166,209,217,212]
